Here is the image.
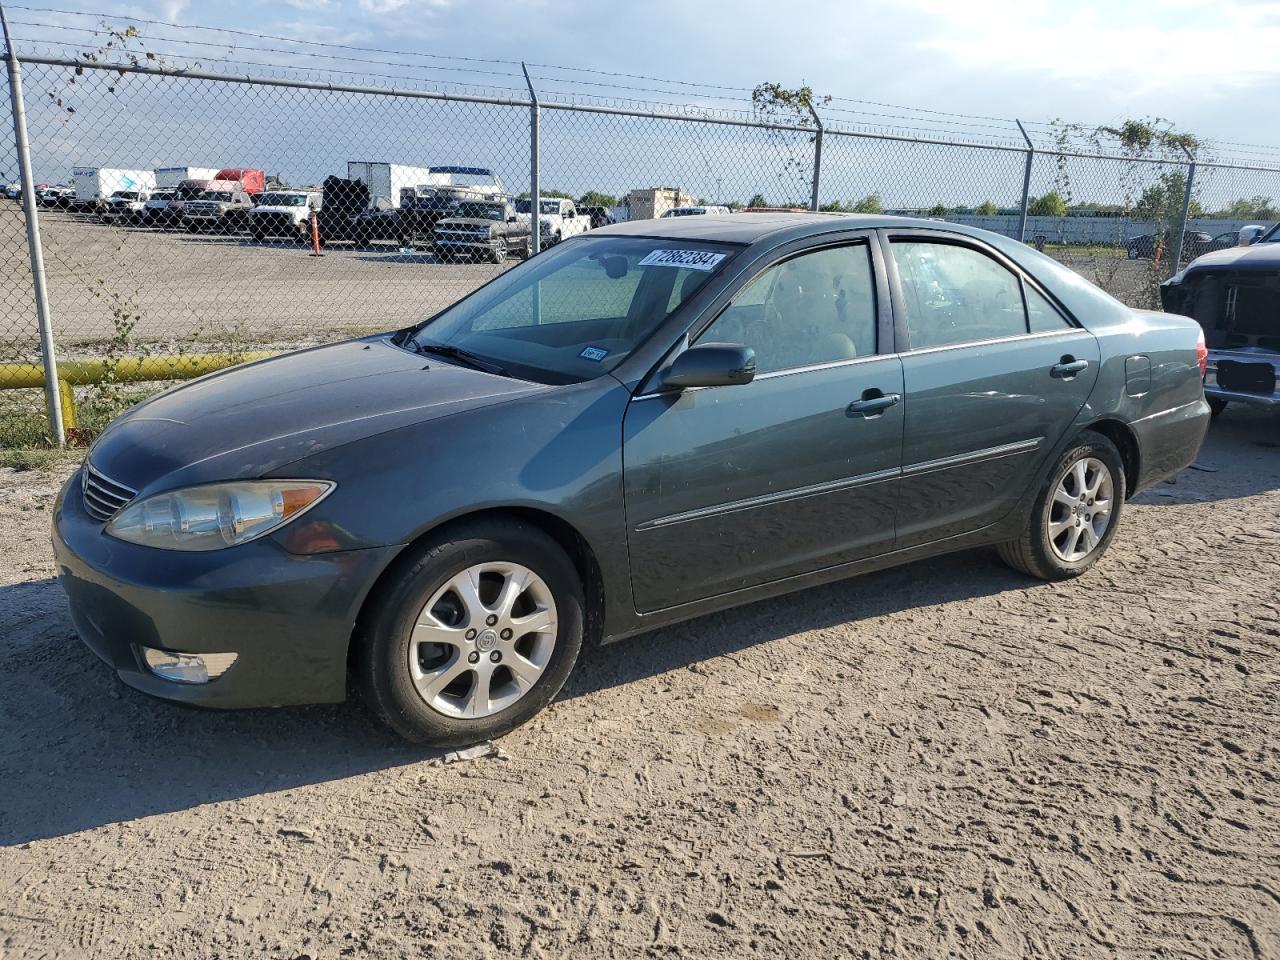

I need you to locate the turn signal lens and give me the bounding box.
[106,480,334,551]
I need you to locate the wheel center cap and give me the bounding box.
[475,628,498,652]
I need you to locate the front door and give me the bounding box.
[887,235,1101,547]
[622,238,904,612]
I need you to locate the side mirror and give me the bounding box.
[662,342,756,391]
[1238,224,1265,246]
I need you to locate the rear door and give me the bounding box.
[886,231,1100,547]
[623,234,904,612]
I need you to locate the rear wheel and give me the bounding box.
[357,519,585,746]
[1208,397,1228,418]
[998,432,1125,580]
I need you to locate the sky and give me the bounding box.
[4,0,1279,207]
[36,0,1273,155]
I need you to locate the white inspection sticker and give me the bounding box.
[638,249,727,271]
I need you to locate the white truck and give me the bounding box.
[248,190,322,241]
[514,197,591,246]
[72,167,156,205]
[154,166,220,189]
[346,162,435,210]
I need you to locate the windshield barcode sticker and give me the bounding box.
[638,249,726,271]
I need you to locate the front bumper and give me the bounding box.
[1204,352,1280,408]
[52,468,395,709]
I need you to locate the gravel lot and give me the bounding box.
[0,208,514,355]
[1,407,1277,959]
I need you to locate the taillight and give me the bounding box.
[1195,328,1208,379]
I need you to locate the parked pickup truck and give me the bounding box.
[98,190,151,224]
[181,188,255,233]
[515,197,590,246]
[1161,221,1280,417]
[142,190,180,226]
[434,199,532,263]
[249,190,321,241]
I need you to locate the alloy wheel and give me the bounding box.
[409,562,558,719]
[1048,456,1114,562]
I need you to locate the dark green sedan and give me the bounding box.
[53,214,1211,745]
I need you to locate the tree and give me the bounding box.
[975,199,998,216]
[926,203,950,217]
[578,190,617,209]
[747,193,768,208]
[851,193,883,214]
[819,199,846,212]
[1132,172,1203,226]
[1027,191,1068,217]
[1214,196,1280,220]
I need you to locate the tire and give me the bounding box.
[1126,246,1139,260]
[357,519,586,746]
[490,237,507,264]
[1208,397,1228,418]
[250,227,266,242]
[997,432,1126,581]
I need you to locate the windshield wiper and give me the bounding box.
[413,341,507,376]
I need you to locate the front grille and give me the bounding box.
[82,463,138,523]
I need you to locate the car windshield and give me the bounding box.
[1262,223,1280,242]
[258,193,307,206]
[514,199,563,214]
[150,192,174,201]
[409,236,738,383]
[197,191,227,200]
[454,202,504,220]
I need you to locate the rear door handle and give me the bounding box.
[846,392,901,418]
[1051,358,1089,379]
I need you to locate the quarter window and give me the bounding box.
[697,243,877,374]
[892,241,1028,349]
[1024,281,1071,332]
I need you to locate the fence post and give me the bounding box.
[1015,119,1034,243]
[2,3,64,446]
[807,101,823,212]
[1170,145,1196,277]
[521,63,540,257]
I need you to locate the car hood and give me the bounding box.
[88,337,547,495]
[1180,242,1280,277]
[252,205,309,215]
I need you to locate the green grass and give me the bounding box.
[0,445,79,472]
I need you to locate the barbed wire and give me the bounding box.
[5,3,1280,163]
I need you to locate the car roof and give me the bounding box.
[595,212,960,245]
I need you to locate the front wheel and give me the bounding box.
[490,237,507,264]
[357,519,585,746]
[997,432,1125,580]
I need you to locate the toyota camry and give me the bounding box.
[53,214,1211,745]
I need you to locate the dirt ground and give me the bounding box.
[0,406,1277,959]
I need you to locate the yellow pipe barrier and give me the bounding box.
[0,352,278,431]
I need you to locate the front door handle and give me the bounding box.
[847,391,901,418]
[1051,357,1090,379]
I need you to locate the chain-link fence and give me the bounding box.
[3,41,1280,447]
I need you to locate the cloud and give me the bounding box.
[283,0,333,9]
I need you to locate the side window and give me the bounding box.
[892,241,1027,349]
[1024,281,1072,332]
[697,244,877,374]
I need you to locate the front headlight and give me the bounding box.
[106,480,334,551]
